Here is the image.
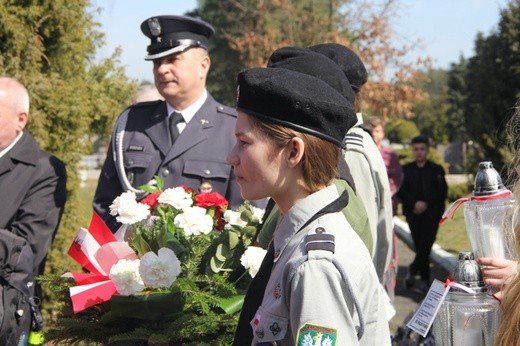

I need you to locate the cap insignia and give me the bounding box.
[148,18,161,36]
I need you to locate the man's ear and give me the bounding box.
[287,137,304,168]
[200,54,211,77]
[16,112,28,132]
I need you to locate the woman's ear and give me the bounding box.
[287,137,304,168]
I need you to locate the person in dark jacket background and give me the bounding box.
[398,135,447,292]
[0,77,67,344]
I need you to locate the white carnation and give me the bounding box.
[174,206,213,236]
[109,191,150,224]
[240,246,268,278]
[251,206,266,223]
[223,210,247,230]
[109,259,144,295]
[158,187,193,210]
[139,248,181,289]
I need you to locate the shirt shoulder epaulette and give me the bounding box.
[123,100,164,120]
[344,131,364,149]
[304,227,336,253]
[216,104,237,118]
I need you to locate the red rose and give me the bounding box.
[195,192,229,209]
[140,192,161,209]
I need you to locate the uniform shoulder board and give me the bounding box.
[344,131,364,149]
[131,99,163,108]
[216,104,237,117]
[305,231,335,253]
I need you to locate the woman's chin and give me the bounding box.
[239,187,264,202]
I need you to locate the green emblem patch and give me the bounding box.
[296,323,337,346]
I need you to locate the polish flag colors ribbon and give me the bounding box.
[65,212,138,313]
[439,189,513,224]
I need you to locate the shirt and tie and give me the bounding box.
[166,89,208,144]
[169,111,184,144]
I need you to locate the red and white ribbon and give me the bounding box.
[65,212,138,313]
[440,189,512,224]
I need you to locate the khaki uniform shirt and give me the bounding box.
[250,186,391,345]
[344,113,394,283]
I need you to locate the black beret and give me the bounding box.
[140,15,214,61]
[308,43,367,93]
[237,67,356,148]
[267,46,356,104]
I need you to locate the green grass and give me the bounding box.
[396,202,471,257]
[436,207,472,256]
[77,179,98,226]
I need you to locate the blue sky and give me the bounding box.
[92,0,508,82]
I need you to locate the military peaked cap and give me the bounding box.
[141,15,214,60]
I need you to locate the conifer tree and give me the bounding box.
[0,0,136,318]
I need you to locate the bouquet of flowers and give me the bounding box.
[45,177,266,345]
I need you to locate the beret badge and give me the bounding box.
[148,18,161,36]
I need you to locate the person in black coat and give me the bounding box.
[93,15,261,232]
[0,77,67,344]
[398,135,447,292]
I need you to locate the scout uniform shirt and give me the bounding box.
[250,185,391,345]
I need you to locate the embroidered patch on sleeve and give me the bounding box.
[296,323,337,346]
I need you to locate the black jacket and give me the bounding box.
[0,131,67,279]
[398,160,447,221]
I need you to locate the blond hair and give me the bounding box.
[495,100,520,345]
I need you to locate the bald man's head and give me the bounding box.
[0,77,30,150]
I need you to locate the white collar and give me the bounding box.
[0,131,23,159]
[166,89,208,124]
[355,112,363,126]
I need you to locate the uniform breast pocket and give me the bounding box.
[183,160,231,180]
[123,152,154,185]
[124,152,153,170]
[182,160,231,193]
[250,305,288,343]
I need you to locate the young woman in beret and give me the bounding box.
[228,67,391,345]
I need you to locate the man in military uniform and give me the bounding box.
[93,15,247,232]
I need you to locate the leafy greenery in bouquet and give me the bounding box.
[43,177,265,345]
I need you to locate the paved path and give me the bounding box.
[389,221,453,334]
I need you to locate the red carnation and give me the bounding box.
[140,192,161,209]
[195,192,229,209]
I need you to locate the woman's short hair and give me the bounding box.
[249,116,339,193]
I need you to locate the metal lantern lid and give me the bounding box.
[472,161,506,196]
[451,251,487,293]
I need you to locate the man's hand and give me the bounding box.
[413,201,427,214]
